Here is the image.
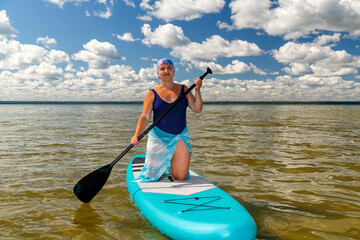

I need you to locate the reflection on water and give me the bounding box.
[189,104,360,240]
[74,204,103,228]
[0,103,359,239]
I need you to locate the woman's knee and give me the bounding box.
[172,169,189,180]
[171,140,190,180]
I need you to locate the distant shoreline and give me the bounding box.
[1,101,359,105]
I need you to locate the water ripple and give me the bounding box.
[1,103,359,239]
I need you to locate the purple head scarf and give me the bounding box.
[157,58,174,72]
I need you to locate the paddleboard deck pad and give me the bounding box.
[126,155,257,240]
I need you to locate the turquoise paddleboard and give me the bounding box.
[126,155,257,240]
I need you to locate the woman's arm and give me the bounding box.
[187,78,203,113]
[131,91,154,145]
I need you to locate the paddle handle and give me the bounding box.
[110,67,212,167]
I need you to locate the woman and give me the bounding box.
[131,58,203,182]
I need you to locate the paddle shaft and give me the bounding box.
[110,68,212,167]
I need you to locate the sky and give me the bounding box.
[0,0,360,101]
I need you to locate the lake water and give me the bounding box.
[0,103,359,240]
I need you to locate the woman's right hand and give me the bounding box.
[131,135,139,145]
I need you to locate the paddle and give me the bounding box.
[73,67,213,203]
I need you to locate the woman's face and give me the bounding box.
[157,63,175,80]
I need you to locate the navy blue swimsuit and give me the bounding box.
[151,85,188,135]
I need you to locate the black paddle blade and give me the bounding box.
[73,164,113,203]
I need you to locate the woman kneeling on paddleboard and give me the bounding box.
[131,58,203,182]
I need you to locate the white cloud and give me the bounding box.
[0,36,70,91]
[123,0,135,8]
[0,10,17,38]
[94,6,112,19]
[229,0,360,39]
[229,0,271,30]
[142,23,190,48]
[116,32,138,42]
[1,59,360,101]
[140,0,153,10]
[76,64,138,82]
[282,63,312,76]
[198,75,360,101]
[273,40,360,77]
[250,63,267,75]
[141,24,263,74]
[310,64,357,77]
[56,64,158,100]
[192,60,268,75]
[273,42,330,64]
[65,62,76,72]
[314,33,341,46]
[44,0,90,9]
[0,60,159,101]
[171,35,262,61]
[17,62,64,81]
[141,0,225,22]
[0,63,63,88]
[46,0,115,18]
[36,36,58,48]
[137,15,153,21]
[93,0,114,18]
[0,39,47,69]
[192,60,250,74]
[218,60,252,74]
[216,20,235,31]
[47,49,70,64]
[72,39,125,68]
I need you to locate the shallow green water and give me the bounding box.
[0,103,359,239]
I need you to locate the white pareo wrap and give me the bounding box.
[134,125,192,182]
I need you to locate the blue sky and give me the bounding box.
[1,0,360,101]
